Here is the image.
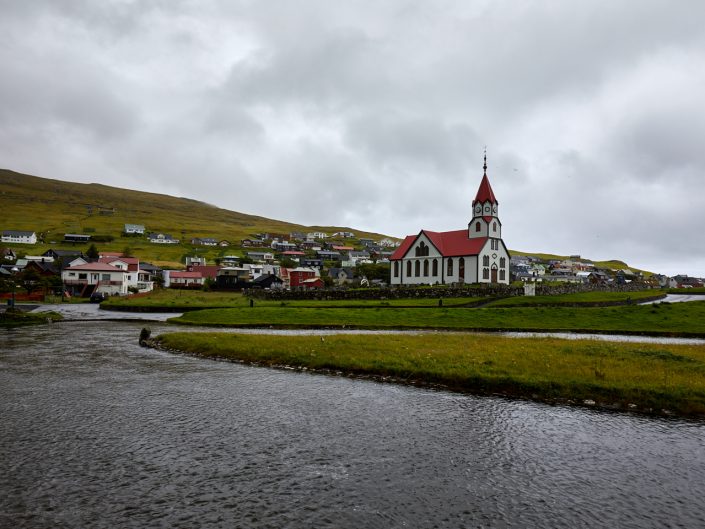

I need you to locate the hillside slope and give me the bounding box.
[0,168,392,266]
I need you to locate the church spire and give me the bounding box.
[472,150,497,206]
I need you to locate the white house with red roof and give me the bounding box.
[390,157,510,285]
[62,262,131,296]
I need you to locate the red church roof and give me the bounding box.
[472,173,498,206]
[391,230,488,259]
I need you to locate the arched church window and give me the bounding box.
[407,261,412,277]
[483,255,490,266]
[423,260,429,276]
[394,261,399,277]
[500,257,506,268]
[483,267,489,279]
[475,222,481,232]
[415,260,420,277]
[493,222,497,232]
[447,258,453,276]
[500,270,506,281]
[432,259,438,276]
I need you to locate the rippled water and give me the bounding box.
[2,322,705,528]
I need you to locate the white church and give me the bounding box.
[390,157,510,285]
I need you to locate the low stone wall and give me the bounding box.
[246,282,656,301]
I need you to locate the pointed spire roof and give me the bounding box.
[472,151,498,205]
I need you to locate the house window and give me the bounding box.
[407,261,412,277]
[423,260,429,277]
[415,260,420,277]
[447,258,453,276]
[101,274,110,281]
[475,222,481,232]
[432,259,438,276]
[483,255,490,266]
[79,273,87,280]
[483,268,489,279]
[394,261,399,277]
[500,257,506,268]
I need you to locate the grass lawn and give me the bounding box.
[168,300,705,336]
[483,290,663,307]
[153,332,705,417]
[103,289,490,309]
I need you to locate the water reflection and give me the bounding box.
[2,322,704,528]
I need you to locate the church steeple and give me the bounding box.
[472,151,498,207]
[469,151,501,239]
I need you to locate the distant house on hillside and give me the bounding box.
[191,237,218,246]
[148,233,180,244]
[124,224,145,234]
[2,230,37,244]
[64,233,91,243]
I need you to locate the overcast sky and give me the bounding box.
[2,0,704,276]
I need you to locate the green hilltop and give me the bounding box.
[0,168,393,267]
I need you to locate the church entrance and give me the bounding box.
[491,266,498,283]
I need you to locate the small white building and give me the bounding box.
[124,224,145,234]
[148,233,180,244]
[2,230,37,244]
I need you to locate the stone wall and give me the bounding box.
[246,281,654,301]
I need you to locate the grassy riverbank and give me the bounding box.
[153,332,705,416]
[482,290,662,307]
[0,309,63,327]
[102,289,489,310]
[168,300,705,336]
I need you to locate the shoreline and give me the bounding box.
[165,320,705,339]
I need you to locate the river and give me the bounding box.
[2,318,704,528]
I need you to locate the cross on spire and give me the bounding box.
[483,146,487,175]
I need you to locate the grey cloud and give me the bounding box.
[1,0,705,276]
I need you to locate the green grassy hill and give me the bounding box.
[0,168,394,267]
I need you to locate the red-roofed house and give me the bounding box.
[61,262,131,296]
[390,156,510,285]
[169,271,205,288]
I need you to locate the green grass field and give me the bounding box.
[483,290,662,307]
[168,300,705,336]
[102,289,489,309]
[153,332,705,416]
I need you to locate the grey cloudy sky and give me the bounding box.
[2,0,704,276]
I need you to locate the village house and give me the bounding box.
[1,247,17,260]
[215,267,252,289]
[191,237,218,246]
[391,156,510,285]
[332,231,355,238]
[148,233,180,244]
[281,267,320,289]
[2,230,37,244]
[168,271,204,288]
[124,224,145,235]
[185,256,206,267]
[307,231,328,240]
[64,233,91,243]
[379,238,399,248]
[247,251,274,262]
[62,262,132,297]
[301,258,323,269]
[328,267,355,285]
